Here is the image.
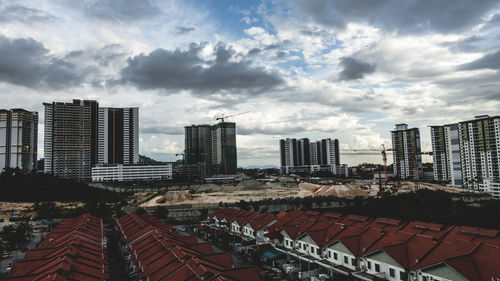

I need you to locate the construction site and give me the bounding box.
[139,176,466,208]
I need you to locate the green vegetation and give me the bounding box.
[0,169,130,202]
[335,189,500,229]
[0,221,32,251]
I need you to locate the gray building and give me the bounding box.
[391,124,423,180]
[430,124,462,186]
[184,124,212,166]
[280,137,342,175]
[44,99,139,180]
[184,122,237,176]
[212,122,237,175]
[44,99,99,181]
[98,107,139,165]
[0,109,38,172]
[458,115,500,191]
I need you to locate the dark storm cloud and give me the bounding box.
[0,35,95,90]
[482,13,500,31]
[0,4,57,23]
[338,57,376,80]
[83,0,159,22]
[290,0,500,33]
[119,42,284,93]
[458,50,500,70]
[175,26,195,35]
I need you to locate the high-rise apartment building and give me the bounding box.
[458,115,500,190]
[430,124,462,186]
[98,107,139,165]
[0,109,38,172]
[391,124,423,180]
[184,125,212,166]
[212,122,237,175]
[280,137,343,175]
[44,100,99,181]
[430,115,500,197]
[184,122,237,176]
[44,100,139,180]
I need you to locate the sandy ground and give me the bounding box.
[140,179,470,208]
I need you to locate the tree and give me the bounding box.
[0,221,32,251]
[33,202,61,219]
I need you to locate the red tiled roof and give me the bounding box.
[117,213,264,281]
[365,232,438,269]
[6,214,107,281]
[443,225,500,246]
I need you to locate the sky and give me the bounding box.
[1,0,500,167]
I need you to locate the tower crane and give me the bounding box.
[216,111,250,123]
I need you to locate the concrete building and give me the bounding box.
[91,163,172,182]
[430,124,463,186]
[459,115,500,192]
[44,99,139,181]
[44,100,99,181]
[212,122,237,175]
[0,109,38,172]
[280,137,344,175]
[184,124,212,176]
[391,124,423,180]
[98,107,139,165]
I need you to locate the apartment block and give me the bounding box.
[212,122,237,175]
[459,115,500,192]
[280,137,344,175]
[0,109,38,172]
[391,124,423,180]
[91,163,172,182]
[430,124,463,187]
[44,100,98,181]
[98,107,139,165]
[44,99,139,180]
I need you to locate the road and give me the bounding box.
[0,232,42,276]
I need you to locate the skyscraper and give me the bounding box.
[280,137,341,174]
[0,109,38,172]
[458,115,500,190]
[44,99,139,180]
[44,99,99,180]
[184,124,212,166]
[430,124,463,186]
[212,122,237,175]
[430,116,500,197]
[391,124,423,180]
[98,107,139,165]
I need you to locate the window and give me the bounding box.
[328,251,331,258]
[351,258,357,266]
[316,248,320,255]
[303,244,306,250]
[367,261,371,270]
[285,240,288,246]
[334,252,338,260]
[389,268,395,278]
[400,271,407,280]
[375,263,380,273]
[344,256,348,264]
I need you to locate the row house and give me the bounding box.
[117,213,264,281]
[207,208,500,281]
[5,214,108,281]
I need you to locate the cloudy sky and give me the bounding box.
[2,0,500,167]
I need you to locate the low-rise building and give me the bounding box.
[91,163,172,181]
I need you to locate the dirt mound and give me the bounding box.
[158,190,193,203]
[236,179,264,189]
[298,182,369,198]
